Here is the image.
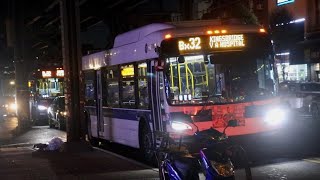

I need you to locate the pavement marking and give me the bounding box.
[303,157,320,164]
[93,147,156,170]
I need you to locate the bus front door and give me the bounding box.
[96,70,104,139]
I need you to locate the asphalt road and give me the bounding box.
[1,112,320,179]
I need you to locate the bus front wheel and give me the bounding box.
[139,122,154,163]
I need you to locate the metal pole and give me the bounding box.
[13,0,30,129]
[60,0,85,142]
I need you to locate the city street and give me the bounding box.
[1,112,320,179]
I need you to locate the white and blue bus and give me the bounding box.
[82,20,286,160]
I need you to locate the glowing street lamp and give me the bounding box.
[10,81,15,85]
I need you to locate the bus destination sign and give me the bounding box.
[209,34,245,48]
[178,34,245,54]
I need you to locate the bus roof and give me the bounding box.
[113,23,174,48]
[82,20,265,71]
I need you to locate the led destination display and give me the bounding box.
[178,34,246,54]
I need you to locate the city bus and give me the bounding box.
[82,20,288,160]
[29,67,65,125]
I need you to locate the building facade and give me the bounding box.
[304,0,320,82]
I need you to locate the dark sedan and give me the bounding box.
[0,96,17,119]
[47,96,66,130]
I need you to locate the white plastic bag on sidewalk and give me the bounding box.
[46,137,64,151]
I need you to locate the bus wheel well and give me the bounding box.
[138,118,154,162]
[138,118,148,140]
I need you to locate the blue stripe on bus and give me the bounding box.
[85,106,151,121]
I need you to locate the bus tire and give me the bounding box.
[139,121,154,163]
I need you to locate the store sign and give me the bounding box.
[42,71,52,78]
[277,0,294,6]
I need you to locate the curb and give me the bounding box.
[93,147,157,171]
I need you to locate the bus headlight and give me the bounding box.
[38,105,47,111]
[264,108,287,125]
[171,121,192,131]
[9,103,17,110]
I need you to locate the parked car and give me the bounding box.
[47,96,66,130]
[280,82,320,112]
[309,95,320,122]
[0,96,17,119]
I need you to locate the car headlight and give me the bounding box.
[264,108,287,125]
[9,103,17,110]
[38,105,48,111]
[210,160,234,177]
[60,111,67,116]
[171,121,192,131]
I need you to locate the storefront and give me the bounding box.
[302,39,320,82]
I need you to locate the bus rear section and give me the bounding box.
[29,67,65,125]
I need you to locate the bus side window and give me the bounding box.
[106,66,120,108]
[120,64,135,108]
[138,62,149,109]
[84,71,96,106]
[101,67,108,107]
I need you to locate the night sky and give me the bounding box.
[0,0,181,68]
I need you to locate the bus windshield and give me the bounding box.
[165,52,276,105]
[36,78,64,98]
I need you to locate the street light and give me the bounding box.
[10,81,15,85]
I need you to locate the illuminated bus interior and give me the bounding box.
[37,78,64,98]
[165,52,275,105]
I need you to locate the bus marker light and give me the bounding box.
[179,95,183,101]
[206,30,213,35]
[221,30,227,34]
[259,28,266,33]
[165,34,172,39]
[214,30,220,34]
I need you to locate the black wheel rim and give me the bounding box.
[143,133,153,157]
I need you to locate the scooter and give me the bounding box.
[156,119,252,180]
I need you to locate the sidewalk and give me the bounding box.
[0,146,159,180]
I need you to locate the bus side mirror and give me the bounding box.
[178,56,185,63]
[155,58,164,71]
[204,55,209,65]
[209,55,215,64]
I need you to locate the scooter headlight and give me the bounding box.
[210,160,234,177]
[264,108,287,125]
[171,121,192,131]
